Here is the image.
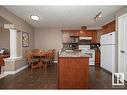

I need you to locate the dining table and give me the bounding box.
[33,52,48,69]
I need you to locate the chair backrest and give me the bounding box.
[33,49,45,56]
[45,50,51,59]
[46,49,55,60]
[25,50,33,64]
[0,57,4,66]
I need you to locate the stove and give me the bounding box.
[79,45,95,65]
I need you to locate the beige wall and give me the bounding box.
[0,6,34,70]
[0,28,10,50]
[34,28,63,60]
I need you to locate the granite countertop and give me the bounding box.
[59,50,90,57]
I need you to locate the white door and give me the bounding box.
[118,13,127,81]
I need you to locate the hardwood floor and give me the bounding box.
[89,66,126,89]
[0,64,127,89]
[0,64,57,89]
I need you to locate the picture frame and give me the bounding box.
[22,32,29,47]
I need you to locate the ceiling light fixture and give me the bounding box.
[30,15,40,21]
[94,12,102,20]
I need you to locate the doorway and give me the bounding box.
[118,12,127,81]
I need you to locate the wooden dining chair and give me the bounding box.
[32,49,46,68]
[32,49,39,56]
[25,50,40,71]
[43,49,55,69]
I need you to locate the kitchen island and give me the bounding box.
[58,50,89,89]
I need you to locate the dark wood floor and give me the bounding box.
[0,64,127,89]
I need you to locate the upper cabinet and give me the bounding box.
[91,30,97,43]
[79,30,97,43]
[79,30,92,37]
[62,29,97,43]
[62,30,79,43]
[102,20,115,34]
[96,20,116,43]
[62,20,115,45]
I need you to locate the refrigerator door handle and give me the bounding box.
[120,50,125,53]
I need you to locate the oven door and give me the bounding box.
[81,50,95,65]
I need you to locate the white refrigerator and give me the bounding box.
[100,32,116,73]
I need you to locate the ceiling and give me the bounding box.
[4,6,123,29]
[0,16,11,27]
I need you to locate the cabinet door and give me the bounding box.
[79,30,94,37]
[102,20,116,34]
[74,31,79,36]
[59,57,89,88]
[110,21,115,32]
[103,25,109,34]
[79,31,85,36]
[95,49,100,66]
[92,31,97,43]
[85,31,92,37]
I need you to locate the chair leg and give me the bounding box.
[44,62,48,69]
[38,61,41,69]
[31,65,33,72]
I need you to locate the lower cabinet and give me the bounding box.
[95,49,100,66]
[58,57,89,89]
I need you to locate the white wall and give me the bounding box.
[34,28,63,60]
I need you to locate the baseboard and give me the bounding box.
[0,73,8,79]
[4,65,28,75]
[15,65,28,74]
[100,67,112,75]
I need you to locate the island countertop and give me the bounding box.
[59,50,90,57]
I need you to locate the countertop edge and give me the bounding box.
[59,56,89,58]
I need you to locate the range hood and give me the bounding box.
[79,37,92,45]
[79,37,92,40]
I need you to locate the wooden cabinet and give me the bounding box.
[79,30,92,37]
[58,57,89,89]
[110,21,115,32]
[62,30,80,43]
[96,20,116,43]
[62,30,98,43]
[79,30,97,43]
[70,30,79,36]
[102,20,115,34]
[92,32,97,43]
[91,30,97,43]
[95,49,100,66]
